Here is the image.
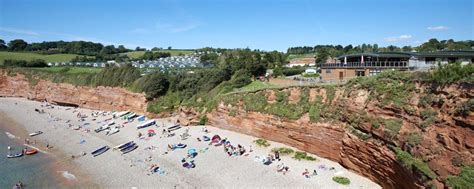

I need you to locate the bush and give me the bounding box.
[199,115,208,125]
[332,176,351,185]
[406,132,423,146]
[281,66,305,76]
[455,99,474,117]
[254,139,270,147]
[384,118,403,139]
[429,62,474,84]
[446,165,474,189]
[271,147,295,155]
[302,73,320,78]
[293,151,317,161]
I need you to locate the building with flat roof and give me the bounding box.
[320,51,474,81]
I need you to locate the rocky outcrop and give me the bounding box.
[0,72,148,114]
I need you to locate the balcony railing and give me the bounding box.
[321,61,410,68]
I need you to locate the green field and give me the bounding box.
[233,80,277,93]
[122,49,195,59]
[27,67,102,74]
[0,51,88,64]
[287,53,316,61]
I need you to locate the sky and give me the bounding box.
[0,0,472,51]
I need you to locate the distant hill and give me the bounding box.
[0,52,89,64]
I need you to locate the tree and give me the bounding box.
[402,46,413,52]
[0,39,7,50]
[8,39,28,51]
[315,48,329,64]
[117,45,128,53]
[167,46,172,50]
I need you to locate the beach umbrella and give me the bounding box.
[187,148,197,155]
[148,129,155,133]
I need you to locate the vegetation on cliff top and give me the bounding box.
[332,176,351,185]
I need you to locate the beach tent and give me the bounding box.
[211,135,221,143]
[188,148,198,158]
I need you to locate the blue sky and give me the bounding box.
[0,0,472,51]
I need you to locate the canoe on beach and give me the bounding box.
[25,149,38,155]
[29,131,43,137]
[7,153,23,158]
[113,141,134,150]
[91,146,110,157]
[121,143,138,154]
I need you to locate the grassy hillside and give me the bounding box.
[287,53,316,61]
[123,50,195,59]
[0,52,88,64]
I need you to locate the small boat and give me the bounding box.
[91,146,110,157]
[121,144,138,154]
[106,128,120,136]
[7,153,23,158]
[94,125,109,133]
[25,149,38,155]
[29,131,43,137]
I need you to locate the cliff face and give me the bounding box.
[207,104,421,188]
[0,72,148,114]
[203,84,473,189]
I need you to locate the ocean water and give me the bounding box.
[0,121,74,188]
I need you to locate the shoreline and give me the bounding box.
[0,97,380,188]
[0,112,97,188]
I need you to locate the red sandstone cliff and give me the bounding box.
[1,71,472,188]
[0,72,148,114]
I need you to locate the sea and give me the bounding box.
[0,114,83,188]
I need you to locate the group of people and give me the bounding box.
[223,142,247,157]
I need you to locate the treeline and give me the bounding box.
[141,51,171,60]
[2,59,48,67]
[1,39,132,56]
[287,39,474,63]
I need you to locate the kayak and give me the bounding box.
[7,153,23,158]
[121,144,138,154]
[91,146,110,157]
[29,131,43,137]
[114,141,134,150]
[25,149,38,155]
[118,142,135,150]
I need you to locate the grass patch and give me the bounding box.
[393,147,436,181]
[332,176,351,185]
[446,165,474,189]
[234,80,276,92]
[293,151,317,161]
[254,139,271,147]
[271,147,295,155]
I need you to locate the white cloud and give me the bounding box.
[384,35,412,42]
[0,27,39,36]
[427,26,449,31]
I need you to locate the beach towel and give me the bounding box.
[79,139,86,144]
